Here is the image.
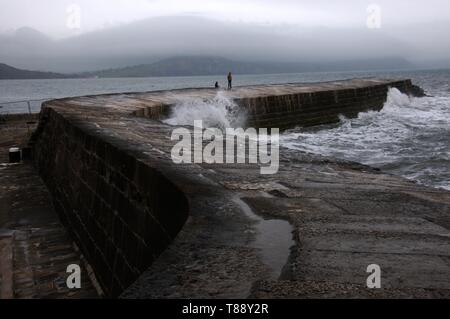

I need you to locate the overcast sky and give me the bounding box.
[1,0,449,71]
[1,0,449,37]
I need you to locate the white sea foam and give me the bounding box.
[163,91,246,129]
[282,87,450,191]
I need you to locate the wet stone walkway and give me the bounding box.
[0,118,98,299]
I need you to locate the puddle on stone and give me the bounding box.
[233,197,294,280]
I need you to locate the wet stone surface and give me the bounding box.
[0,119,98,299]
[13,79,450,298]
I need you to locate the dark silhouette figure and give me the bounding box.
[227,72,233,90]
[215,81,220,89]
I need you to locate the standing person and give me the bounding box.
[215,81,220,89]
[227,72,233,90]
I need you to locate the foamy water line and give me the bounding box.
[282,88,450,191]
[164,87,450,191]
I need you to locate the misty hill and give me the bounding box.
[88,56,415,78]
[0,56,415,80]
[0,16,421,73]
[0,63,71,80]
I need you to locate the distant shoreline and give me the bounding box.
[2,67,449,81]
[0,56,424,80]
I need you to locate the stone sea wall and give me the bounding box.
[27,78,428,298]
[30,108,189,297]
[134,79,422,130]
[238,80,419,129]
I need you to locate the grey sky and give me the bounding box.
[1,0,449,37]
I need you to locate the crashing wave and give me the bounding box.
[163,92,246,129]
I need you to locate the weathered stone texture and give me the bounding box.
[27,78,450,299]
[0,119,98,299]
[134,78,419,130]
[31,109,188,297]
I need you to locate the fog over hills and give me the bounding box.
[0,16,436,74]
[0,55,415,79]
[86,56,415,78]
[0,63,70,79]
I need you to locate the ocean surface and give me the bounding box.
[1,69,449,191]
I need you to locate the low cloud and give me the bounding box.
[0,6,449,72]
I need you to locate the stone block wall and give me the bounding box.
[133,103,170,119]
[237,80,415,129]
[27,79,423,297]
[134,80,419,131]
[30,108,189,297]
